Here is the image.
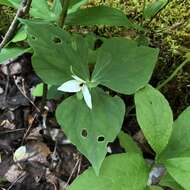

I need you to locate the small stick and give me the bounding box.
[64,157,81,189]
[0,0,32,50]
[21,113,38,144]
[13,76,41,113]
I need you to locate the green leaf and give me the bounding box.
[118,131,142,155]
[24,21,89,85]
[11,26,27,43]
[8,0,60,21]
[68,0,89,14]
[32,83,63,99]
[7,0,19,7]
[164,157,190,190]
[30,0,59,21]
[0,47,31,64]
[0,0,13,6]
[56,88,125,174]
[52,0,62,17]
[68,153,149,190]
[66,6,139,29]
[159,172,184,190]
[135,85,173,155]
[32,83,44,97]
[47,85,63,99]
[92,38,159,95]
[148,186,163,190]
[143,0,168,19]
[158,107,190,160]
[52,0,88,16]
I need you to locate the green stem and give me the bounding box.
[40,83,48,113]
[58,0,70,28]
[157,59,189,90]
[141,0,146,26]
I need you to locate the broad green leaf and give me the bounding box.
[24,21,89,85]
[56,88,125,174]
[164,157,190,190]
[0,0,13,6]
[68,153,149,190]
[118,131,142,155]
[135,85,173,155]
[7,0,19,7]
[47,85,63,99]
[8,0,60,21]
[32,83,44,97]
[92,38,159,95]
[159,173,184,190]
[143,0,168,19]
[52,0,87,16]
[0,47,31,64]
[11,26,27,43]
[52,0,62,17]
[68,0,89,14]
[30,0,58,21]
[158,107,190,160]
[148,186,163,190]
[66,6,138,29]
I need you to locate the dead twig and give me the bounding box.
[21,113,38,144]
[0,0,32,50]
[6,172,26,190]
[64,156,81,189]
[13,76,41,113]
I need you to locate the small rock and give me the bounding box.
[0,86,4,94]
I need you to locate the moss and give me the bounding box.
[0,5,15,34]
[88,0,190,116]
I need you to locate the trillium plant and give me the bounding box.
[1,0,190,189]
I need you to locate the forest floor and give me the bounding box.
[0,0,190,189]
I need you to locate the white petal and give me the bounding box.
[58,80,81,92]
[82,85,92,109]
[71,75,86,83]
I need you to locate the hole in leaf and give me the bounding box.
[94,39,103,49]
[39,129,43,135]
[81,129,88,138]
[31,35,37,40]
[53,36,62,44]
[97,136,105,142]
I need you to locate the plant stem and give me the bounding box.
[141,0,146,26]
[58,0,70,28]
[40,83,48,113]
[0,0,32,50]
[157,59,189,90]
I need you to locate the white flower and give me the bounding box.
[58,74,92,109]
